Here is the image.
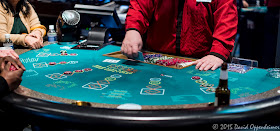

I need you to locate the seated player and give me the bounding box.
[0,0,46,49]
[121,0,238,71]
[0,56,26,130]
[0,56,25,97]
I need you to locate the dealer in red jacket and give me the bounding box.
[121,0,238,71]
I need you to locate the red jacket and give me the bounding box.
[267,0,280,7]
[125,0,238,61]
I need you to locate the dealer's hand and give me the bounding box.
[193,55,224,71]
[121,30,143,58]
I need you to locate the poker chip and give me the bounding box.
[164,60,175,66]
[9,65,17,71]
[74,70,83,73]
[48,62,56,65]
[110,74,122,78]
[59,61,67,64]
[63,71,73,75]
[195,79,207,84]
[61,53,68,56]
[105,77,116,81]
[150,78,161,82]
[191,76,201,80]
[200,83,213,87]
[142,53,194,69]
[83,68,92,71]
[149,81,161,85]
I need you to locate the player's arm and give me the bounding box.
[28,2,46,38]
[0,75,9,97]
[0,9,28,47]
[26,3,46,49]
[122,0,155,58]
[194,0,238,71]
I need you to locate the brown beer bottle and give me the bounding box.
[214,62,230,107]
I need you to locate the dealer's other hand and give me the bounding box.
[121,30,143,58]
[193,55,224,71]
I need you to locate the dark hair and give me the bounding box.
[0,0,31,17]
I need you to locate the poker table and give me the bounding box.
[1,43,280,130]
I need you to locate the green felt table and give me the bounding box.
[16,43,280,109]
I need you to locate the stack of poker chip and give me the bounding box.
[143,53,194,67]
[144,54,163,63]
[149,56,172,64]
[144,54,162,60]
[157,58,192,66]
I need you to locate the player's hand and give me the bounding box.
[242,0,249,8]
[0,49,19,59]
[121,30,143,58]
[29,30,44,46]
[193,55,224,71]
[0,56,26,71]
[0,62,24,91]
[25,35,43,49]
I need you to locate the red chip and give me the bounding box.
[75,70,83,73]
[191,76,201,80]
[84,68,92,71]
[164,61,172,66]
[49,62,56,65]
[61,53,68,56]
[178,59,187,63]
[165,59,176,66]
[64,71,72,75]
[9,65,18,71]
[59,61,67,64]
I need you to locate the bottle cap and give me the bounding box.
[221,62,227,70]
[49,25,54,30]
[5,34,10,38]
